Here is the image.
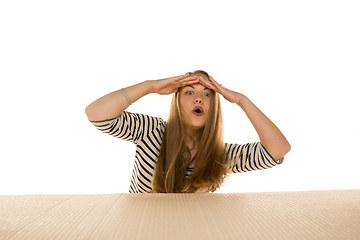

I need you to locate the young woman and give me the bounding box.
[85,70,291,193]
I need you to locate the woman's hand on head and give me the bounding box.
[151,73,200,95]
[199,76,245,104]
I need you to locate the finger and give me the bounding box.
[199,77,217,91]
[208,76,223,90]
[209,76,219,86]
[176,76,198,86]
[198,78,211,88]
[179,72,189,79]
[166,73,189,82]
[180,78,200,86]
[182,76,198,81]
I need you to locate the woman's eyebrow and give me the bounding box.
[184,85,211,90]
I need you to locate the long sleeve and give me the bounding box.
[89,111,165,145]
[89,111,166,193]
[225,142,284,174]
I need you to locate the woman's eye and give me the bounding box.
[204,92,211,97]
[186,91,194,95]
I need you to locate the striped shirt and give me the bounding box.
[90,111,284,193]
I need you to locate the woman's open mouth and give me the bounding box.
[193,106,204,116]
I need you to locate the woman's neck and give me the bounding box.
[184,128,202,148]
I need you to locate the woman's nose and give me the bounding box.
[194,98,203,104]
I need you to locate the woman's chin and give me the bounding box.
[185,122,205,131]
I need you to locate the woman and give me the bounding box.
[85,70,291,193]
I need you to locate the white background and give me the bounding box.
[1,0,359,195]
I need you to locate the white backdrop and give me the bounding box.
[1,0,359,195]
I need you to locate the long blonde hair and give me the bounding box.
[151,70,234,193]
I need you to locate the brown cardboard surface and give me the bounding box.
[1,189,359,240]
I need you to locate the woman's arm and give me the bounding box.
[85,73,199,121]
[199,76,291,161]
[85,80,153,121]
[236,95,291,161]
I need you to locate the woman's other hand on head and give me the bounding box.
[151,73,200,95]
[199,76,245,104]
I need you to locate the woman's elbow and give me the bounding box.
[277,142,291,161]
[284,141,291,154]
[270,141,291,161]
[85,104,95,120]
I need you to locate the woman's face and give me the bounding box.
[179,73,212,131]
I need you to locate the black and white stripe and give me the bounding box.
[90,111,284,193]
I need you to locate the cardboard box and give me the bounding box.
[1,189,359,239]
